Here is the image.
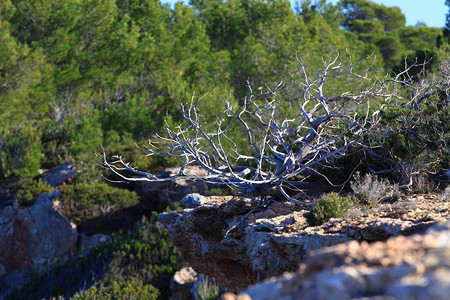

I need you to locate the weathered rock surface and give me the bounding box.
[41,161,78,186]
[0,189,79,273]
[0,269,31,298]
[181,193,207,208]
[238,220,450,300]
[159,193,449,291]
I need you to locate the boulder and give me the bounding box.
[159,193,449,291]
[181,193,207,208]
[238,220,450,299]
[78,233,111,254]
[0,189,78,273]
[41,162,77,186]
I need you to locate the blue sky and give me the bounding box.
[162,0,447,28]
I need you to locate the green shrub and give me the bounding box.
[0,177,54,207]
[16,179,54,206]
[59,182,140,224]
[72,278,159,300]
[205,185,235,196]
[0,124,44,180]
[6,246,112,300]
[309,192,356,226]
[370,89,450,184]
[105,214,183,298]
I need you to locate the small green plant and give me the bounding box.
[196,278,219,300]
[309,192,356,226]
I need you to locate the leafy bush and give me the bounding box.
[366,63,450,185]
[0,124,44,179]
[16,179,54,206]
[58,182,140,225]
[0,177,54,208]
[104,214,183,298]
[72,278,159,300]
[6,246,112,300]
[309,192,356,226]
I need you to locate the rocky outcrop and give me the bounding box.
[159,193,449,291]
[0,189,78,273]
[41,162,78,186]
[238,220,450,300]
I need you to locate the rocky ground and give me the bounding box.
[1,162,449,299]
[237,220,450,300]
[160,191,450,298]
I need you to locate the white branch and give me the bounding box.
[101,52,417,204]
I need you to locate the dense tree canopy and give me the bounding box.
[0,0,448,183]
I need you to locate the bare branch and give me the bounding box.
[101,52,420,204]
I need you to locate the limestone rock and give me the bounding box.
[159,196,259,291]
[174,266,198,285]
[219,292,238,300]
[41,162,77,186]
[238,220,450,299]
[0,189,78,273]
[181,193,207,208]
[78,233,111,254]
[159,194,449,291]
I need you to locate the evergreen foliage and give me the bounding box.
[1,0,447,184]
[0,0,449,298]
[308,192,356,226]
